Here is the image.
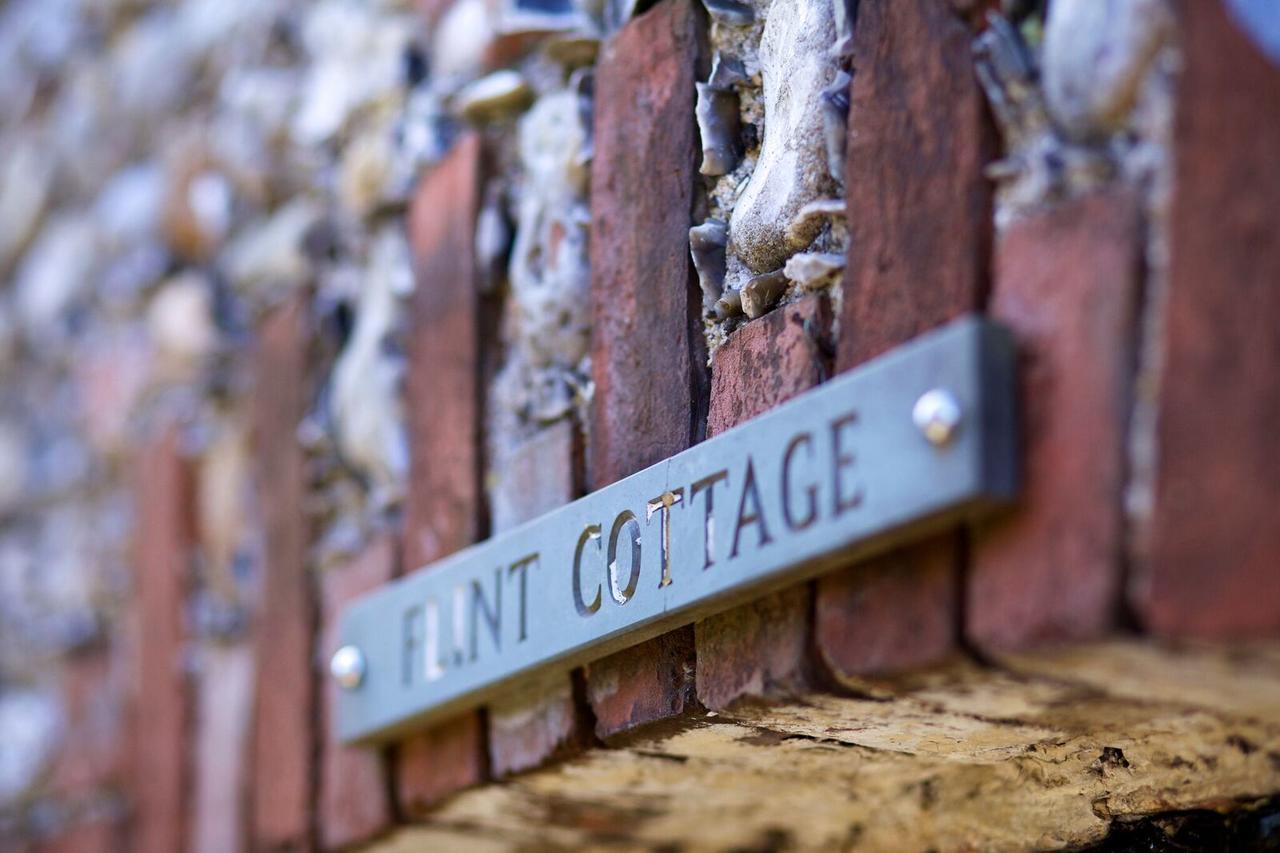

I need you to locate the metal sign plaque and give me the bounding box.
[334,316,1017,744]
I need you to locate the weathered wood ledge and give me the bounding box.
[368,640,1280,851]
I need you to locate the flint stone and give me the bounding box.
[1042,0,1172,141]
[728,0,840,274]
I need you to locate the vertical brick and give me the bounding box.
[819,0,992,676]
[132,426,193,853]
[584,627,696,740]
[396,713,488,817]
[191,644,253,853]
[816,535,960,679]
[695,296,830,709]
[403,134,484,574]
[588,0,705,489]
[836,0,992,370]
[969,189,1140,652]
[250,298,315,848]
[1132,0,1280,637]
[397,133,489,809]
[488,419,580,536]
[584,0,707,738]
[487,421,593,776]
[318,537,395,848]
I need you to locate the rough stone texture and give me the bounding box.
[585,628,697,741]
[403,133,484,574]
[397,134,489,808]
[584,0,707,739]
[132,426,193,853]
[969,190,1140,652]
[249,299,315,850]
[816,534,960,680]
[318,537,396,849]
[587,0,705,490]
[190,644,253,853]
[695,296,831,709]
[837,0,992,370]
[368,640,1280,851]
[397,713,489,817]
[1131,0,1280,638]
[820,0,991,676]
[488,421,592,777]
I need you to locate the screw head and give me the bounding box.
[330,645,366,690]
[913,388,963,446]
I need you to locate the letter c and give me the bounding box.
[573,524,603,617]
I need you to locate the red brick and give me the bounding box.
[821,0,990,676]
[488,419,581,535]
[403,133,483,574]
[50,650,127,798]
[587,0,706,489]
[584,0,707,737]
[705,296,832,438]
[396,713,488,816]
[37,819,126,853]
[815,534,959,679]
[968,190,1140,652]
[318,537,395,848]
[836,0,993,369]
[1132,0,1280,638]
[249,298,315,849]
[695,296,831,709]
[695,585,811,710]
[487,421,592,776]
[397,134,489,807]
[191,644,253,853]
[489,671,592,777]
[584,627,696,740]
[131,426,193,853]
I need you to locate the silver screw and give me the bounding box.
[913,389,963,446]
[330,645,366,690]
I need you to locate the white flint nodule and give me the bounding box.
[728,0,839,275]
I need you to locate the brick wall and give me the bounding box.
[2,0,1278,849]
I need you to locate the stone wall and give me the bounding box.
[0,0,1277,849]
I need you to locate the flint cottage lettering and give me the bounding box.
[334,317,1015,744]
[399,409,866,690]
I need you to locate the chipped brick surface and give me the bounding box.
[705,296,831,440]
[969,190,1141,652]
[249,299,315,849]
[1133,0,1280,638]
[585,627,697,740]
[319,537,396,849]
